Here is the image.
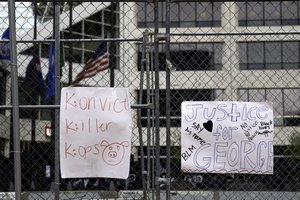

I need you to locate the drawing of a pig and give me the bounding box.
[100,140,129,166]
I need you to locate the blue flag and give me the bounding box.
[23,56,45,95]
[0,28,10,60]
[45,43,55,101]
[45,43,65,101]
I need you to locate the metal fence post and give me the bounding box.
[138,30,148,200]
[145,30,152,196]
[153,0,161,199]
[8,0,21,199]
[165,0,171,199]
[54,3,61,200]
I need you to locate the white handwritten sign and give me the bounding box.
[60,87,132,179]
[181,101,274,174]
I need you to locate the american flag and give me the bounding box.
[72,41,109,85]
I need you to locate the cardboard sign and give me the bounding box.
[181,101,274,174]
[60,87,132,179]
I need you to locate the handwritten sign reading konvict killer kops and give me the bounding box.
[60,87,132,179]
[181,101,274,174]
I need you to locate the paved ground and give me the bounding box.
[1,190,300,200]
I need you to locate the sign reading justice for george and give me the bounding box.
[60,87,132,179]
[181,101,274,174]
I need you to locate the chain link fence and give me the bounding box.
[0,1,300,199]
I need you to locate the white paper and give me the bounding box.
[60,87,132,179]
[181,101,274,174]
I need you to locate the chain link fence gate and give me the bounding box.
[0,0,300,200]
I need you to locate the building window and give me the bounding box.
[239,41,300,70]
[0,69,6,115]
[31,2,82,23]
[138,43,223,71]
[21,4,119,70]
[137,2,221,28]
[238,1,300,26]
[137,89,224,127]
[63,4,119,67]
[239,88,300,126]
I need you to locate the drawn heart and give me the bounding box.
[203,120,213,132]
